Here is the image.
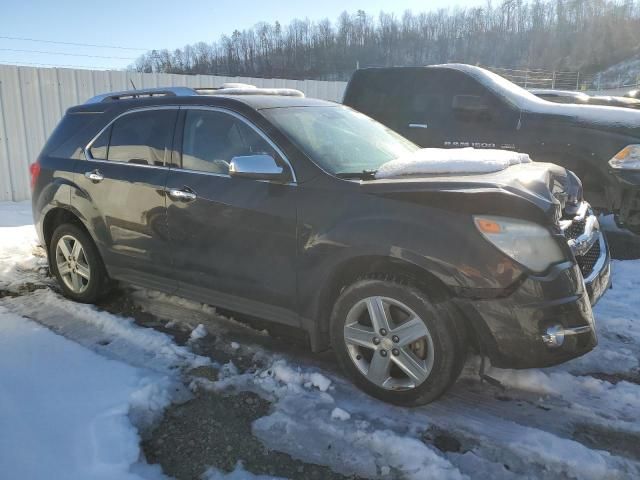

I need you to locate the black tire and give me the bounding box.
[49,223,110,303]
[330,277,466,406]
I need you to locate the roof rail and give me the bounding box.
[84,84,305,104]
[85,87,197,104]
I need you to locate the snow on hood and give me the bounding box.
[375,147,532,179]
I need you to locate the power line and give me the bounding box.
[0,47,137,60]
[0,34,150,51]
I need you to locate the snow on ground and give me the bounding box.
[2,200,640,479]
[0,203,209,479]
[0,201,47,289]
[0,307,170,480]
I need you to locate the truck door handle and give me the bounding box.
[84,170,104,183]
[408,123,428,129]
[167,187,197,202]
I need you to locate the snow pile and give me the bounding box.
[594,55,640,89]
[331,407,351,421]
[0,201,46,289]
[375,148,531,179]
[203,461,288,480]
[0,307,169,480]
[190,324,208,341]
[3,288,210,373]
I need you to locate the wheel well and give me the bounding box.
[317,256,451,335]
[42,208,90,252]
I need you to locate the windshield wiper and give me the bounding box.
[335,169,377,180]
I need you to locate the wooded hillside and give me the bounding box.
[133,0,640,82]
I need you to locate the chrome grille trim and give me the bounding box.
[560,201,607,279]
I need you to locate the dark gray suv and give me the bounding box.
[31,85,610,405]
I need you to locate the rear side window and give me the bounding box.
[181,110,277,175]
[93,109,177,166]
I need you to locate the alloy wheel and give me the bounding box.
[55,234,91,294]
[343,296,435,391]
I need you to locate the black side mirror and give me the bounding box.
[229,154,288,182]
[452,95,490,119]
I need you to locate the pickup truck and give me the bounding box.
[343,64,640,234]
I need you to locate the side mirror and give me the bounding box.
[452,95,489,117]
[229,154,287,181]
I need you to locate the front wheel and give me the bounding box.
[330,278,466,406]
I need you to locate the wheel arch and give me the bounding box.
[42,207,110,280]
[309,254,454,352]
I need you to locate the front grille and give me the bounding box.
[577,239,600,278]
[565,219,586,241]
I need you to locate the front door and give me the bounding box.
[75,107,178,291]
[165,107,299,326]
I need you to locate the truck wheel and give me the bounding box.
[49,223,110,303]
[330,277,466,406]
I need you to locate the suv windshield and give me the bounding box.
[263,105,418,177]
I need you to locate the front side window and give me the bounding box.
[264,105,418,176]
[105,109,177,166]
[181,110,278,175]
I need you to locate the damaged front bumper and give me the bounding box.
[457,203,611,369]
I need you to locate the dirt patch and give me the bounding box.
[142,389,358,480]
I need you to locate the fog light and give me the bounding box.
[542,325,565,348]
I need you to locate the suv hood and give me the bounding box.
[361,161,581,224]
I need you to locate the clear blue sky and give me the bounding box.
[0,0,483,70]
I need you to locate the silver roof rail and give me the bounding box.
[85,84,306,104]
[85,86,198,104]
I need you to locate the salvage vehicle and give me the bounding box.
[31,86,610,405]
[530,89,640,110]
[343,64,640,234]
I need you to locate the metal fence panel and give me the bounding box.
[0,65,348,201]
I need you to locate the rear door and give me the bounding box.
[165,107,299,326]
[75,107,178,291]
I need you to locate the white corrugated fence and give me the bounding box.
[0,65,347,201]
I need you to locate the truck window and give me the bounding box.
[345,70,416,130]
[409,70,495,125]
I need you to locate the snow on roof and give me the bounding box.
[203,83,305,97]
[530,89,590,100]
[375,147,531,179]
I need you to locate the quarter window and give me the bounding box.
[181,110,278,175]
[88,126,110,160]
[104,109,177,166]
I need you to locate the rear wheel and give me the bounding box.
[330,278,465,405]
[49,223,109,303]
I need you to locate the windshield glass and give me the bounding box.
[263,105,419,176]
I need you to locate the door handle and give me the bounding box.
[167,187,197,202]
[408,123,428,129]
[84,169,104,183]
